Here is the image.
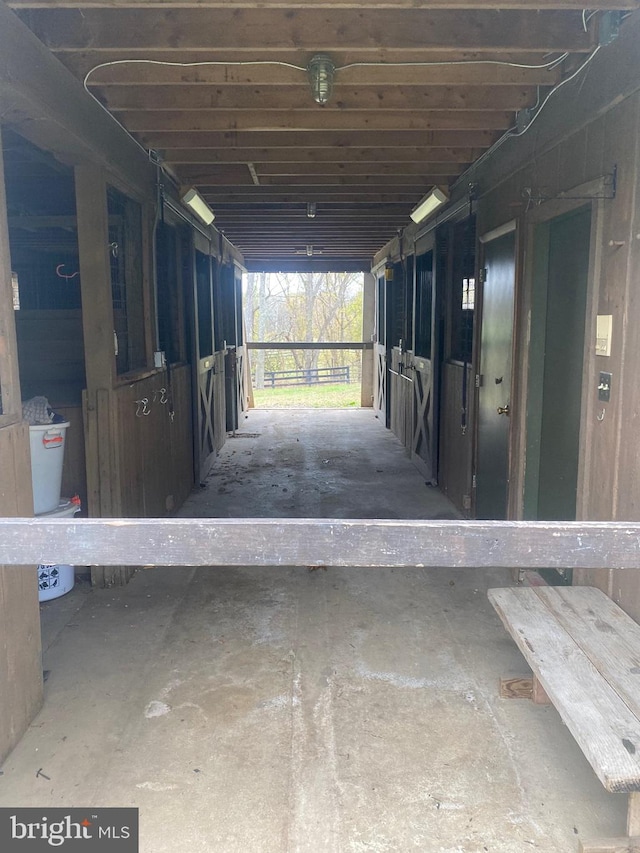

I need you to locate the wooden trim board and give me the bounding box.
[1,519,640,570]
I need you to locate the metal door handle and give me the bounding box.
[497,405,510,416]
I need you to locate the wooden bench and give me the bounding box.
[489,585,640,853]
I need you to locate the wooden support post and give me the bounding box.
[361,272,375,408]
[75,166,126,587]
[0,126,43,761]
[0,126,22,428]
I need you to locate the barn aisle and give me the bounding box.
[0,410,624,852]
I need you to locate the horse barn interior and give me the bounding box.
[1,1,640,851]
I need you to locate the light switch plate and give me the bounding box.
[596,314,613,357]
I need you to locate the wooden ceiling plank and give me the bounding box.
[141,129,499,148]
[161,147,482,163]
[119,109,514,131]
[21,9,594,52]
[178,163,464,179]
[193,173,460,185]
[142,129,498,148]
[103,84,538,112]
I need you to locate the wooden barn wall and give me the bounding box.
[116,365,194,518]
[0,124,42,762]
[475,90,640,615]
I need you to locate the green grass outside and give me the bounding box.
[252,382,361,408]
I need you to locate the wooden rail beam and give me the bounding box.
[0,519,639,569]
[246,342,373,350]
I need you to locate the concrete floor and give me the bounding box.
[0,409,626,851]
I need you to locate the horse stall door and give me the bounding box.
[475,225,516,520]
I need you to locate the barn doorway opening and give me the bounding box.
[243,272,366,409]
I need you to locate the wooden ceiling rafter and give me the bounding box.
[8,1,631,264]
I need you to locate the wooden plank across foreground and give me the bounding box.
[0,518,640,568]
[489,586,640,793]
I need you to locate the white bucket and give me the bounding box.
[37,499,80,602]
[29,421,70,515]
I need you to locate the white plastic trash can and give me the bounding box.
[37,498,80,602]
[29,421,70,515]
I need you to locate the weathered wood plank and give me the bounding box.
[534,586,640,720]
[0,520,639,570]
[579,839,640,853]
[7,1,639,10]
[489,587,640,792]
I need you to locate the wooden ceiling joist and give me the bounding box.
[7,0,629,266]
[104,85,537,112]
[141,130,500,149]
[18,9,594,53]
[57,49,578,79]
[83,62,561,88]
[161,147,483,164]
[120,110,514,132]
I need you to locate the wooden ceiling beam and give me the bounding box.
[179,163,462,181]
[162,147,482,164]
[142,129,499,149]
[193,174,459,186]
[103,84,537,112]
[20,9,594,52]
[139,130,498,149]
[58,49,573,78]
[84,63,560,88]
[121,109,514,132]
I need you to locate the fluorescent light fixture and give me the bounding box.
[409,187,449,224]
[181,187,215,226]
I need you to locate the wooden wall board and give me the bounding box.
[0,125,21,424]
[15,310,86,404]
[0,420,42,764]
[605,92,640,619]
